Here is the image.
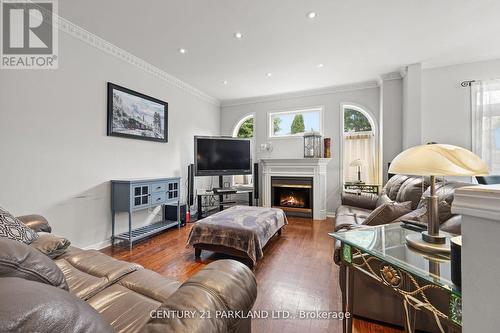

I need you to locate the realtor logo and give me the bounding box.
[1,0,58,69]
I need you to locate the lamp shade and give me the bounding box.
[349,159,364,167]
[389,144,488,176]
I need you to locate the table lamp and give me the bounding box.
[349,159,364,183]
[388,143,488,254]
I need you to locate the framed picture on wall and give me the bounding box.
[107,82,168,142]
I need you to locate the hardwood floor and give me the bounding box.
[102,217,402,333]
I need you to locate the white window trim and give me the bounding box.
[267,107,324,139]
[232,113,256,187]
[232,113,256,138]
[339,103,380,186]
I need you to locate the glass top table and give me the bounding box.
[329,222,460,295]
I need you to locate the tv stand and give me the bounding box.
[197,188,253,219]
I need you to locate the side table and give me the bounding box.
[329,223,461,333]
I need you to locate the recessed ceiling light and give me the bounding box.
[316,63,324,68]
[223,80,228,85]
[234,32,243,39]
[178,48,187,54]
[307,11,317,19]
[266,72,273,77]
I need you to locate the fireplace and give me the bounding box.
[271,176,313,217]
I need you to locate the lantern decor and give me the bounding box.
[303,131,322,158]
[323,138,331,158]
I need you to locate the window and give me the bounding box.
[232,114,255,186]
[472,79,500,174]
[269,108,322,138]
[342,105,378,185]
[234,115,254,138]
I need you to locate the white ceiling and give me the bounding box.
[61,0,500,101]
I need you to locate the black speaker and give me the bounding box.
[165,204,187,226]
[253,162,259,200]
[188,163,194,206]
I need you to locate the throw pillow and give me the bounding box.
[0,277,113,333]
[0,237,68,290]
[363,201,413,227]
[30,232,71,259]
[0,206,38,244]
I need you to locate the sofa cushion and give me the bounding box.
[0,277,113,333]
[0,237,68,290]
[395,177,428,209]
[363,201,412,226]
[87,270,182,332]
[335,214,366,231]
[336,205,372,218]
[118,269,181,303]
[55,249,142,300]
[87,284,162,333]
[381,175,409,200]
[0,206,38,244]
[30,232,71,259]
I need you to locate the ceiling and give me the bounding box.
[61,0,500,101]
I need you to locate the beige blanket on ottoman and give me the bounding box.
[187,205,288,264]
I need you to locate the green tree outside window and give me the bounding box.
[290,114,305,134]
[237,117,254,138]
[344,109,372,132]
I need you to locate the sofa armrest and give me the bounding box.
[143,259,257,333]
[341,192,378,210]
[16,215,51,233]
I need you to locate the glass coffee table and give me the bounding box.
[329,223,461,333]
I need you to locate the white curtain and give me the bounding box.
[472,80,500,175]
[343,132,378,184]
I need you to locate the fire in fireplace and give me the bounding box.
[271,176,313,217]
[280,190,306,208]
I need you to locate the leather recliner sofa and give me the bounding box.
[0,215,257,333]
[334,175,469,332]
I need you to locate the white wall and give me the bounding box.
[0,32,220,248]
[381,78,403,183]
[421,58,500,149]
[220,86,380,215]
[402,63,422,149]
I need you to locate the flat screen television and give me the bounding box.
[194,136,252,176]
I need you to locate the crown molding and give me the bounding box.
[221,80,379,107]
[380,71,403,81]
[30,1,219,106]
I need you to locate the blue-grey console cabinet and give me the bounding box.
[111,177,181,249]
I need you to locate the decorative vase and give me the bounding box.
[324,138,331,158]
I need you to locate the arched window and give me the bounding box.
[232,114,255,186]
[342,105,379,186]
[233,115,254,138]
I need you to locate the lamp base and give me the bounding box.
[421,231,447,244]
[406,233,451,255]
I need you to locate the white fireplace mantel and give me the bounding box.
[260,158,331,220]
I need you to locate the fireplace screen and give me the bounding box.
[271,176,313,217]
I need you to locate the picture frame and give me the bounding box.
[107,82,168,142]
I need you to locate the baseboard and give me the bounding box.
[83,238,111,250]
[326,211,336,218]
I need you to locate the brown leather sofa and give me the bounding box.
[334,175,470,332]
[0,215,257,333]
